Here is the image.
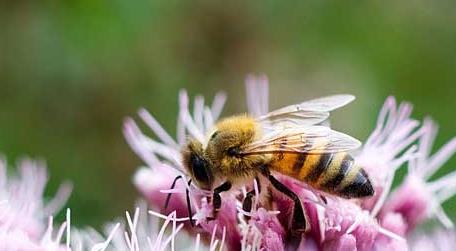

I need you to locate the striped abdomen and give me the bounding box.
[268,152,374,198]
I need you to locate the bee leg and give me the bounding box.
[186,179,195,226]
[320,195,328,205]
[208,181,232,220]
[164,175,183,210]
[242,177,261,220]
[242,190,255,220]
[268,174,307,235]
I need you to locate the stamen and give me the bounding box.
[390,125,422,157]
[66,208,71,250]
[204,107,215,133]
[160,188,185,194]
[219,227,226,251]
[346,216,361,234]
[177,112,186,146]
[148,210,190,222]
[417,119,438,167]
[253,179,260,211]
[124,118,160,166]
[42,216,54,243]
[55,221,67,245]
[193,95,205,131]
[245,74,263,117]
[139,136,181,167]
[425,137,456,179]
[138,108,178,148]
[210,240,220,251]
[194,234,201,251]
[365,96,396,147]
[43,181,73,217]
[436,185,456,206]
[162,223,184,251]
[125,208,140,250]
[179,90,205,143]
[211,92,227,121]
[258,74,269,116]
[171,208,177,251]
[433,204,454,229]
[90,223,120,251]
[427,171,456,195]
[377,226,406,242]
[153,211,176,250]
[210,224,218,250]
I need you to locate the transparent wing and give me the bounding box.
[240,126,361,155]
[260,115,330,134]
[264,94,355,115]
[257,94,355,128]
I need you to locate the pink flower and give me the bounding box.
[245,81,409,250]
[0,158,72,251]
[355,97,423,215]
[381,118,456,231]
[410,229,456,251]
[124,89,239,249]
[124,74,456,250]
[239,197,285,250]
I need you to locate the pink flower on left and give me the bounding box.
[0,158,72,251]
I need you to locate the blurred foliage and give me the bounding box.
[1,1,455,228]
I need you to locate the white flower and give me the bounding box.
[0,157,72,251]
[355,97,423,216]
[74,202,224,251]
[382,118,456,229]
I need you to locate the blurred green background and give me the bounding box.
[1,1,455,228]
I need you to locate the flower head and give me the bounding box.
[0,157,72,251]
[355,97,423,215]
[381,118,456,231]
[74,201,225,251]
[124,88,239,249]
[124,75,456,251]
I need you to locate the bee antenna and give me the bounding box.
[186,179,195,226]
[164,175,183,210]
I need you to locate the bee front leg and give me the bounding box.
[242,177,261,220]
[208,181,232,220]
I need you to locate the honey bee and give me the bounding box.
[180,95,374,233]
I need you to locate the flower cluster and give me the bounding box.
[124,75,456,251]
[71,201,225,251]
[0,158,224,251]
[0,74,455,251]
[0,158,71,251]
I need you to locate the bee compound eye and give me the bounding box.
[190,153,211,184]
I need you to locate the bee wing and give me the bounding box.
[257,94,355,127]
[240,126,361,155]
[264,94,355,115]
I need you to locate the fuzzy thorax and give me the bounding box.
[205,115,267,184]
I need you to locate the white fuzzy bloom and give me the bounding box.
[0,158,72,251]
[355,97,423,216]
[383,118,456,229]
[74,202,224,251]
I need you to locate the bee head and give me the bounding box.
[182,139,214,190]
